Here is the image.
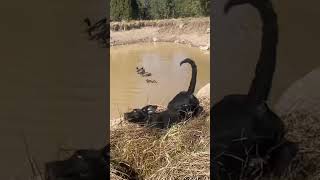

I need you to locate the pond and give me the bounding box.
[110,43,210,119]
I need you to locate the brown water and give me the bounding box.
[110,43,210,119]
[0,1,106,179]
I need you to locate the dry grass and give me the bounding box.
[280,110,320,180]
[110,97,210,179]
[256,108,320,180]
[110,97,320,180]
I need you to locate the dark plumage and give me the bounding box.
[45,144,140,180]
[212,0,298,179]
[124,58,203,129]
[167,58,202,117]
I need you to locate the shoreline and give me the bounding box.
[110,17,210,51]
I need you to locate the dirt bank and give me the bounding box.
[110,17,210,50]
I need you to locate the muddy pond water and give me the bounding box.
[110,43,210,119]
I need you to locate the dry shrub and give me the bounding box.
[110,98,210,179]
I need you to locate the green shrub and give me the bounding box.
[110,0,139,21]
[111,0,210,21]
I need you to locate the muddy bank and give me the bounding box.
[110,17,210,51]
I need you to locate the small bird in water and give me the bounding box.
[142,72,152,77]
[146,79,157,83]
[136,66,145,74]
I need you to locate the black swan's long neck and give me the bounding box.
[180,58,197,94]
[225,0,278,104]
[247,1,278,103]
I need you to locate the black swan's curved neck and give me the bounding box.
[180,58,197,94]
[225,0,278,103]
